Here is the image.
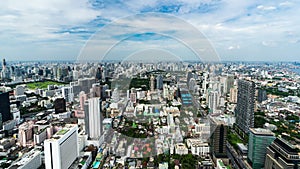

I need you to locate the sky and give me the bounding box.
[1,0,300,62]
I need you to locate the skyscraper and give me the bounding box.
[44,124,78,169]
[258,89,267,103]
[210,118,228,158]
[54,98,66,114]
[79,91,88,110]
[84,98,103,139]
[247,128,275,169]
[235,79,255,134]
[208,91,219,114]
[156,75,163,90]
[226,75,234,93]
[61,86,74,103]
[264,137,300,169]
[229,86,238,103]
[150,75,155,91]
[0,92,12,122]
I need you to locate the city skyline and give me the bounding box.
[1,0,300,61]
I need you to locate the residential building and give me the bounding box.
[235,80,255,134]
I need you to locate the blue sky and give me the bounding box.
[1,0,300,61]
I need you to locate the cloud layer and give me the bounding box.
[1,0,300,61]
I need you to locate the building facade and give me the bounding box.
[44,124,78,169]
[264,138,300,169]
[235,79,255,134]
[248,128,275,169]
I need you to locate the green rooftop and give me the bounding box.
[56,129,69,135]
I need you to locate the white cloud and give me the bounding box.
[0,0,100,40]
[1,0,300,61]
[257,5,277,11]
[228,45,240,50]
[262,40,277,47]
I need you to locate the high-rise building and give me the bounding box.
[61,86,74,103]
[15,85,25,96]
[156,75,163,90]
[95,67,102,81]
[90,83,101,98]
[150,75,155,91]
[18,121,34,147]
[264,137,300,169]
[258,89,267,103]
[0,92,12,122]
[210,118,228,158]
[229,86,238,103]
[226,75,234,93]
[44,124,78,169]
[84,98,103,139]
[247,128,275,169]
[208,91,219,114]
[54,98,66,114]
[79,91,88,110]
[235,79,255,134]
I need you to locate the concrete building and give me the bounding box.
[62,86,74,103]
[229,86,238,103]
[186,139,210,157]
[79,91,88,110]
[235,80,255,134]
[14,85,25,96]
[44,124,78,169]
[248,128,275,169]
[264,138,300,169]
[9,149,41,169]
[18,121,34,147]
[175,143,188,155]
[208,90,219,114]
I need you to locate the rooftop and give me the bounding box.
[249,128,275,136]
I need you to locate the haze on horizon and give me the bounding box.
[1,0,300,62]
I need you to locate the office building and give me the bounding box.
[248,128,275,169]
[84,98,103,139]
[210,118,228,158]
[150,75,155,91]
[61,86,74,103]
[156,75,163,90]
[9,149,42,169]
[226,75,234,93]
[79,91,88,110]
[54,98,66,114]
[14,85,25,96]
[235,79,255,134]
[44,124,78,169]
[264,137,300,169]
[229,86,238,103]
[90,83,101,98]
[208,91,219,114]
[258,89,267,103]
[18,121,34,147]
[0,92,12,122]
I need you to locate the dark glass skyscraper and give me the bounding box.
[258,89,267,103]
[210,118,228,158]
[0,92,12,122]
[235,79,255,134]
